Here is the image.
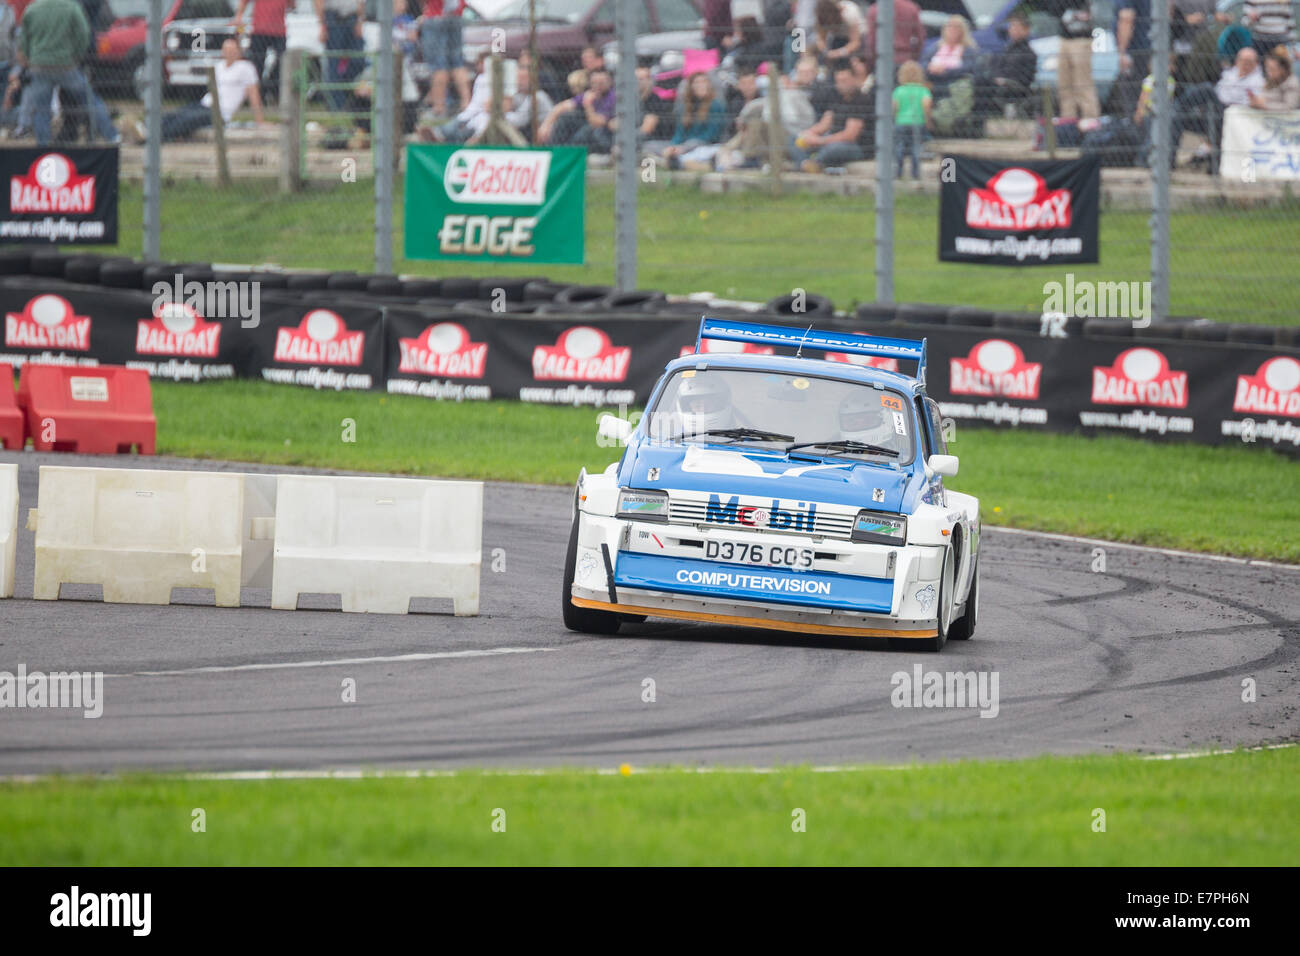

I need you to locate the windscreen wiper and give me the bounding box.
[785,439,900,458]
[668,427,796,444]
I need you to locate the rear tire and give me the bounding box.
[949,555,979,641]
[561,513,622,635]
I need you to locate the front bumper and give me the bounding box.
[571,513,946,639]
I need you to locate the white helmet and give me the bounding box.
[838,394,896,448]
[677,375,733,437]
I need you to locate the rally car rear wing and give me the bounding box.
[694,317,928,385]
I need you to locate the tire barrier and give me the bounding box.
[764,291,835,317]
[16,364,155,455]
[270,474,482,615]
[17,465,482,615]
[0,463,16,599]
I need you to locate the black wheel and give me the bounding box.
[949,554,979,641]
[561,512,622,635]
[893,547,953,652]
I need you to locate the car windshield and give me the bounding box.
[647,368,915,464]
[492,0,593,22]
[107,0,150,17]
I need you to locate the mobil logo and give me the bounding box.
[1233,356,1300,418]
[679,338,775,358]
[398,322,488,378]
[705,494,817,532]
[1092,347,1188,408]
[5,294,91,350]
[136,300,221,357]
[532,326,631,382]
[949,339,1042,400]
[966,167,1071,231]
[273,310,366,366]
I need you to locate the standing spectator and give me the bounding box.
[232,0,289,99]
[537,66,614,152]
[1244,1,1296,56]
[659,71,727,168]
[724,16,775,72]
[865,0,925,76]
[892,58,930,178]
[141,37,263,142]
[923,15,977,99]
[788,0,818,68]
[1247,46,1299,109]
[789,59,872,171]
[1052,0,1100,119]
[315,0,365,113]
[1117,0,1152,78]
[814,0,862,66]
[703,0,733,51]
[19,0,117,144]
[421,0,469,117]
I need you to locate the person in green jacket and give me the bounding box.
[18,0,118,144]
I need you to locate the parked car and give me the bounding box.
[90,0,233,99]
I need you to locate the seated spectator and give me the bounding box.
[725,68,762,135]
[988,9,1037,114]
[924,15,977,100]
[142,37,263,142]
[1133,69,1177,166]
[892,59,931,179]
[658,71,727,168]
[792,52,832,119]
[567,69,588,98]
[1170,45,1264,172]
[632,65,675,149]
[1247,46,1300,109]
[505,50,553,141]
[814,0,863,66]
[426,51,491,142]
[788,59,873,172]
[716,63,816,170]
[537,66,615,152]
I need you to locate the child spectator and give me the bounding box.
[892,59,930,179]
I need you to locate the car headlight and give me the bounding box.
[616,489,668,523]
[851,510,907,545]
[166,33,181,51]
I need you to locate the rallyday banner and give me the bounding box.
[404,145,586,264]
[939,154,1100,265]
[0,147,119,245]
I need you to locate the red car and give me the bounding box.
[89,0,232,97]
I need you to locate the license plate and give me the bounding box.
[704,539,814,569]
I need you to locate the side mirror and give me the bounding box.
[928,454,959,477]
[598,414,633,444]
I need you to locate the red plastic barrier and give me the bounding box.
[0,363,23,450]
[16,364,156,455]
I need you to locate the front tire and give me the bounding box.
[561,513,622,635]
[893,546,953,653]
[949,554,979,641]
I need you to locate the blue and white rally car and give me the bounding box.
[563,319,981,651]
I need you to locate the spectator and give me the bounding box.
[232,0,289,98]
[426,50,490,142]
[892,59,930,179]
[789,58,872,172]
[1051,0,1100,119]
[1244,1,1296,57]
[702,0,733,51]
[316,0,365,113]
[537,65,614,152]
[864,0,925,76]
[1247,46,1300,109]
[814,0,863,66]
[1171,45,1264,171]
[421,0,469,117]
[716,65,816,170]
[1133,69,1176,166]
[505,49,553,140]
[633,65,674,146]
[792,52,833,118]
[658,71,727,168]
[923,15,976,99]
[724,16,775,72]
[579,45,604,75]
[1117,0,1152,78]
[141,37,263,142]
[18,0,117,144]
[989,9,1037,110]
[725,67,763,133]
[566,69,588,98]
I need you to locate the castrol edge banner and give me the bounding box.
[939,155,1099,265]
[403,145,586,264]
[0,148,119,245]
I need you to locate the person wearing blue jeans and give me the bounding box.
[787,61,872,172]
[25,68,118,143]
[315,0,366,112]
[18,0,118,144]
[420,0,470,116]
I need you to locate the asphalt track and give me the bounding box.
[1,450,1297,775]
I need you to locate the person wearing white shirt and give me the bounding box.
[142,38,264,142]
[1215,46,1266,104]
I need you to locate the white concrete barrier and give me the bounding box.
[31,466,244,606]
[0,464,16,599]
[271,475,481,615]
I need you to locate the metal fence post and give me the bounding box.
[374,0,395,273]
[765,60,783,196]
[613,0,637,292]
[143,0,162,261]
[1150,3,1171,323]
[874,0,895,304]
[280,48,302,193]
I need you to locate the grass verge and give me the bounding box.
[1,748,1294,865]
[150,382,1300,563]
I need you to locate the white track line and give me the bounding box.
[984,525,1300,571]
[111,647,552,677]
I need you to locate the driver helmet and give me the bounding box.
[676,375,732,436]
[838,393,896,447]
